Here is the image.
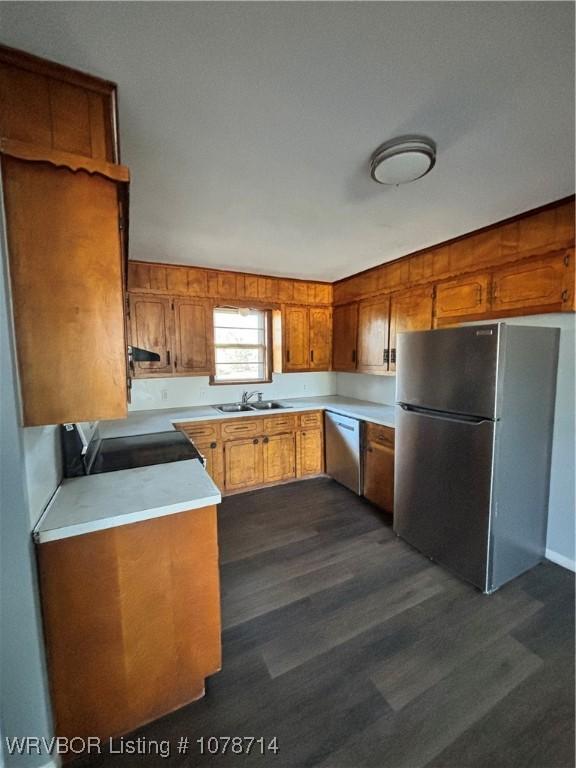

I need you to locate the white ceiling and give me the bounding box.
[1,2,574,281]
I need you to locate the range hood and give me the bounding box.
[128,345,161,362]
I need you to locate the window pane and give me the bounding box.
[215,347,263,364]
[213,307,268,383]
[214,363,264,381]
[215,327,263,345]
[214,309,262,330]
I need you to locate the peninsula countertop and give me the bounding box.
[34,459,221,543]
[99,396,397,439]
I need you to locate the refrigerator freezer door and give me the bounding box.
[396,324,501,418]
[393,405,495,590]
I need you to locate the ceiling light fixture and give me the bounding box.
[370,135,436,185]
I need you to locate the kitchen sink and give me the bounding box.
[213,403,255,413]
[212,401,290,413]
[249,401,289,410]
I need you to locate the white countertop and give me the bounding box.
[99,396,397,439]
[34,459,221,543]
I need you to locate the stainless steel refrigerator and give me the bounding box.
[394,323,559,593]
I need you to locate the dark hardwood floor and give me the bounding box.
[77,478,575,768]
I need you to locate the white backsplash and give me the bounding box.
[129,371,337,411]
[335,372,396,405]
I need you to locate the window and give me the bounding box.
[212,307,270,383]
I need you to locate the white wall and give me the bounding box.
[335,314,576,571]
[129,371,337,411]
[0,204,55,766]
[335,372,396,405]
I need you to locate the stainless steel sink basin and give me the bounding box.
[213,403,255,413]
[249,401,289,410]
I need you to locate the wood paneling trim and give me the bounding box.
[333,197,574,305]
[128,261,332,305]
[0,43,117,96]
[0,138,129,181]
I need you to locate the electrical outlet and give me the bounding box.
[161,389,168,402]
[199,389,207,401]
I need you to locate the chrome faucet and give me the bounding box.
[241,390,263,404]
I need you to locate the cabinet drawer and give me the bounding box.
[221,419,260,439]
[365,422,395,448]
[178,422,220,441]
[298,411,322,429]
[264,414,296,434]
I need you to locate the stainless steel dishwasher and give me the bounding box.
[324,411,362,494]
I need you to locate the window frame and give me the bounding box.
[209,305,273,386]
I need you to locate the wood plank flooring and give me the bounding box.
[76,478,575,768]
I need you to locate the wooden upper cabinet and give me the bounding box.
[388,287,434,372]
[262,433,296,484]
[357,297,390,374]
[284,306,310,370]
[173,298,213,376]
[309,307,332,370]
[332,303,358,372]
[434,273,491,325]
[129,294,174,377]
[3,157,127,425]
[0,46,118,163]
[491,251,570,315]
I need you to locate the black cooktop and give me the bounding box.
[90,431,202,474]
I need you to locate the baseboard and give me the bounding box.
[545,548,576,572]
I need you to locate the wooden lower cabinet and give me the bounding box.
[196,440,224,490]
[363,423,395,514]
[297,429,324,477]
[224,437,264,491]
[37,506,221,750]
[263,433,296,483]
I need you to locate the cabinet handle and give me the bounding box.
[286,350,291,363]
[263,437,269,444]
[253,438,259,445]
[310,349,314,363]
[562,289,569,302]
[210,442,217,449]
[166,350,171,365]
[383,349,389,365]
[390,348,396,365]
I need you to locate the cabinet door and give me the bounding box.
[263,433,296,483]
[491,252,569,315]
[332,303,358,371]
[284,306,310,370]
[309,307,332,370]
[297,429,324,477]
[388,287,434,372]
[363,440,394,513]
[195,441,224,490]
[3,157,127,425]
[357,297,391,374]
[129,294,174,377]
[224,438,264,491]
[434,273,491,325]
[173,298,213,375]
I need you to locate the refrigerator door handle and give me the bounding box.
[398,403,493,425]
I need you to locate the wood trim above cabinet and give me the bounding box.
[0,138,130,182]
[127,261,332,306]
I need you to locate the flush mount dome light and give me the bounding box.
[370,136,436,185]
